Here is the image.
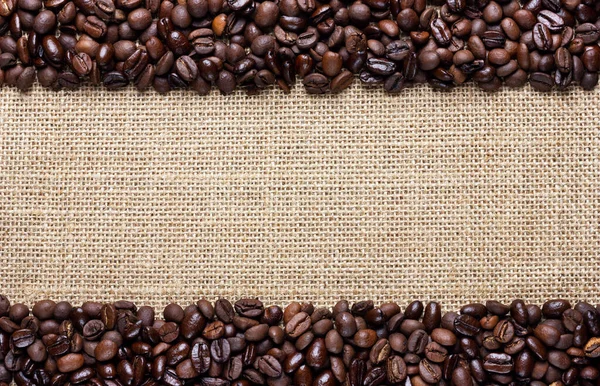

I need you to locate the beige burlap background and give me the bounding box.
[0,83,599,311]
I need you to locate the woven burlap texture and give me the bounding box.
[0,83,598,311]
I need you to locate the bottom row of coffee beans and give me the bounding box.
[0,296,600,385]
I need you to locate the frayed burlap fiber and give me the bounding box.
[1,83,599,310]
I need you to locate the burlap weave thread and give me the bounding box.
[1,83,599,310]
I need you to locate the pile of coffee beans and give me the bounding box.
[1,296,600,385]
[0,0,600,93]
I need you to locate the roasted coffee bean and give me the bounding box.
[407,330,428,355]
[57,353,85,373]
[584,337,600,357]
[418,359,441,384]
[354,329,378,348]
[454,314,481,336]
[417,50,440,71]
[533,23,553,51]
[321,51,342,77]
[210,339,231,363]
[215,300,235,323]
[286,312,311,338]
[493,319,514,343]
[257,355,282,377]
[95,339,118,362]
[11,329,35,348]
[174,55,198,82]
[33,9,55,34]
[383,72,404,93]
[530,71,554,91]
[82,320,105,340]
[365,57,396,75]
[430,18,451,46]
[483,352,513,374]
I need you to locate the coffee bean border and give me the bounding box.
[0,296,599,385]
[0,0,599,93]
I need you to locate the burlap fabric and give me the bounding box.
[1,83,598,311]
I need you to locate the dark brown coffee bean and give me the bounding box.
[548,349,571,370]
[584,337,600,357]
[33,10,56,34]
[407,329,428,354]
[189,29,215,56]
[454,314,481,336]
[210,338,231,364]
[94,339,118,362]
[430,18,451,46]
[82,320,104,340]
[418,359,441,384]
[385,40,410,61]
[419,303,440,332]
[383,72,405,93]
[533,323,561,347]
[0,0,15,17]
[215,300,235,323]
[353,329,377,348]
[57,353,85,373]
[11,329,35,348]
[481,31,506,49]
[257,355,282,378]
[320,51,342,76]
[180,311,205,340]
[14,65,35,90]
[529,71,554,91]
[417,50,439,71]
[285,312,311,338]
[483,353,513,374]
[244,324,268,342]
[576,23,599,43]
[492,319,514,344]
[174,55,198,82]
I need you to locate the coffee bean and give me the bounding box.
[82,319,104,340]
[483,352,513,374]
[430,18,452,46]
[15,65,35,90]
[319,51,341,77]
[366,338,388,365]
[57,353,84,373]
[548,349,571,369]
[489,48,511,65]
[33,9,55,34]
[244,324,269,342]
[417,50,440,71]
[529,71,554,91]
[383,72,405,93]
[533,323,561,347]
[257,355,282,377]
[584,337,600,357]
[407,329,428,354]
[286,312,312,338]
[214,300,235,323]
[454,314,481,336]
[210,338,231,363]
[533,23,553,50]
[366,57,396,75]
[174,55,198,82]
[418,359,441,383]
[353,329,377,348]
[11,328,35,348]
